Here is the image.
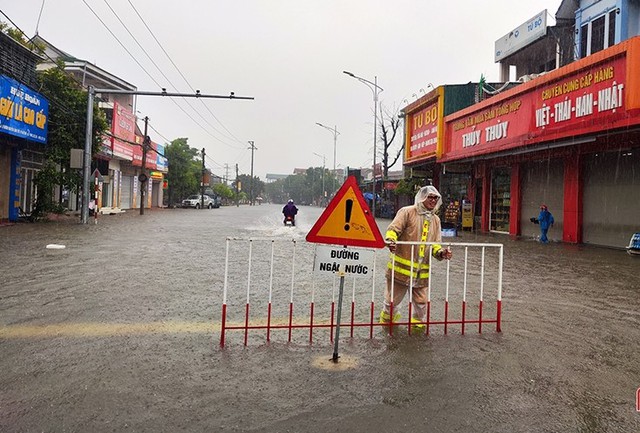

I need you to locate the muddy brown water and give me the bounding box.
[1,204,639,432]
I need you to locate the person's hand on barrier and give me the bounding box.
[386,239,396,253]
[439,248,453,260]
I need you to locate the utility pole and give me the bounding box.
[139,116,150,216]
[81,87,254,224]
[313,152,326,205]
[235,163,240,207]
[316,123,340,195]
[201,148,206,209]
[224,163,230,185]
[248,141,257,206]
[342,71,383,217]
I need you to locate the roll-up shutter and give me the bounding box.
[582,150,640,248]
[121,175,133,210]
[520,159,564,240]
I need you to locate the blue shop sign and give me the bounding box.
[0,74,49,144]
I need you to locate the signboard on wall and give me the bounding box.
[444,54,629,162]
[495,10,547,62]
[0,75,49,144]
[156,143,167,171]
[405,89,443,164]
[111,101,135,160]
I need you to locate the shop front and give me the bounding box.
[402,83,490,226]
[108,102,137,210]
[0,74,49,221]
[441,37,640,247]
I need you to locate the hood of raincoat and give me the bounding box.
[414,185,443,218]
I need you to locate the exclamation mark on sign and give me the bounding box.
[344,199,353,231]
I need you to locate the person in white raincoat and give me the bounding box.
[380,185,453,330]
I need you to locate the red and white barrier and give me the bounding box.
[219,238,503,347]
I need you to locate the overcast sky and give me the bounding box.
[3,0,561,180]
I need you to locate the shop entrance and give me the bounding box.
[490,167,510,233]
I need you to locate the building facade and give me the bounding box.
[401,0,640,248]
[33,35,167,213]
[0,32,49,222]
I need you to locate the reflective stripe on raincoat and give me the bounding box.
[385,206,443,286]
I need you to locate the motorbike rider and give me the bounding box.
[282,199,298,226]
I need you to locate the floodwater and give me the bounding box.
[1,204,639,433]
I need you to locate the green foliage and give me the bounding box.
[395,178,423,196]
[237,174,264,201]
[263,168,338,204]
[212,183,234,200]
[1,21,46,53]
[165,138,201,203]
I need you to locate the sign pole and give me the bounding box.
[332,271,346,362]
[305,176,386,363]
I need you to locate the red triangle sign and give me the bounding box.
[306,176,385,248]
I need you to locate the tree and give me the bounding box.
[1,21,44,52]
[237,174,264,203]
[165,138,201,205]
[212,183,234,202]
[32,64,108,216]
[304,167,328,205]
[378,103,404,179]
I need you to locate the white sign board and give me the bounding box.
[313,245,375,278]
[495,10,547,62]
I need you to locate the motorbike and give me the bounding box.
[284,215,295,227]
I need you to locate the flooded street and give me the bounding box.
[1,204,639,432]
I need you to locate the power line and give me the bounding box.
[125,0,246,146]
[101,0,243,150]
[81,0,239,148]
[80,0,163,89]
[0,12,87,125]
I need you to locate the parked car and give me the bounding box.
[181,195,214,209]
[206,194,222,208]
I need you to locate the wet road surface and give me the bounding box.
[1,204,639,432]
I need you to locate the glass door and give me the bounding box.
[490,167,510,233]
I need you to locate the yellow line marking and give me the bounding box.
[0,321,220,338]
[0,318,334,339]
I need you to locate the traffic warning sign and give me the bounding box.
[306,176,385,248]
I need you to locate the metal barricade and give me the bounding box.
[219,238,503,347]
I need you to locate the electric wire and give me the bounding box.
[126,0,246,146]
[99,0,242,150]
[35,0,46,35]
[0,11,85,128]
[81,0,239,150]
[80,0,162,89]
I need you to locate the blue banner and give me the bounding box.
[0,74,48,144]
[156,143,167,171]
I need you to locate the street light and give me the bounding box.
[313,152,326,205]
[315,122,339,194]
[343,70,383,217]
[248,141,257,206]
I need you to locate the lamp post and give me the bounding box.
[315,122,339,195]
[343,70,383,217]
[248,141,256,205]
[313,152,326,205]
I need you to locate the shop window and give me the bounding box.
[580,24,588,58]
[608,10,616,47]
[591,15,606,54]
[491,168,510,233]
[579,11,617,59]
